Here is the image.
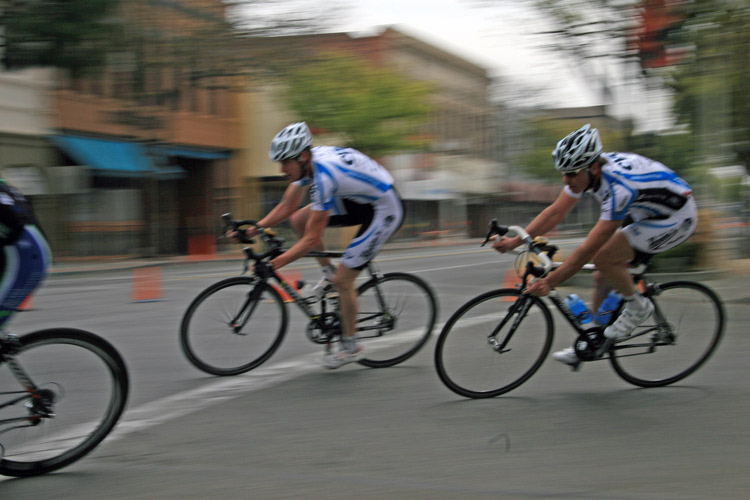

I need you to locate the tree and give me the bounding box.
[281,52,434,158]
[1,0,348,85]
[667,1,750,172]
[2,0,122,78]
[517,117,629,181]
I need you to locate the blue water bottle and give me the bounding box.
[595,291,623,325]
[565,294,592,324]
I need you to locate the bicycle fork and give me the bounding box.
[229,284,266,333]
[488,296,533,354]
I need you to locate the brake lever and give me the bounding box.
[481,218,507,246]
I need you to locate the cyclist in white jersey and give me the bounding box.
[491,124,697,365]
[227,122,404,369]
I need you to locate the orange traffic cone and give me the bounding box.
[501,268,519,302]
[18,293,35,311]
[131,266,165,302]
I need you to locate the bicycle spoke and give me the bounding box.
[0,329,128,477]
[609,281,724,387]
[435,289,553,398]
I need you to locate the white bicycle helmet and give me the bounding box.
[552,124,603,174]
[269,122,313,162]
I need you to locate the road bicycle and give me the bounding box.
[0,328,129,477]
[180,214,438,375]
[434,219,725,399]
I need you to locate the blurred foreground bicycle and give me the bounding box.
[1,328,128,476]
[180,214,438,375]
[434,219,724,399]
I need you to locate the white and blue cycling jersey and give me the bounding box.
[565,152,697,254]
[293,146,396,213]
[566,152,692,222]
[293,146,404,269]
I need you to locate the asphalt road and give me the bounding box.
[1,243,748,499]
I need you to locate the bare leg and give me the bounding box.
[333,263,362,340]
[591,271,612,318]
[592,231,637,298]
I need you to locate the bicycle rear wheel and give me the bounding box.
[609,281,724,387]
[356,272,437,368]
[180,276,288,376]
[435,289,553,399]
[0,329,128,477]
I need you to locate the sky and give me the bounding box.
[338,0,598,107]
[335,0,674,131]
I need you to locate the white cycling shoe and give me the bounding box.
[604,299,655,341]
[323,345,363,369]
[552,347,581,366]
[309,276,334,299]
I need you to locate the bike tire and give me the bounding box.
[435,288,554,399]
[180,276,288,376]
[356,272,437,368]
[609,281,724,388]
[0,328,128,477]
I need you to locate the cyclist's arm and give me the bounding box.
[496,188,577,251]
[257,182,307,229]
[545,218,621,288]
[270,208,329,270]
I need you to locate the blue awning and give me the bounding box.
[155,146,232,160]
[49,135,185,178]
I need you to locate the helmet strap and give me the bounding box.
[298,149,313,179]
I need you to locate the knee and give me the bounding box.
[289,211,306,234]
[333,274,356,294]
[592,252,615,270]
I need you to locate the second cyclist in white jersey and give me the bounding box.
[492,124,697,365]
[228,122,404,369]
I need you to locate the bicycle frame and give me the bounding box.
[231,244,393,338]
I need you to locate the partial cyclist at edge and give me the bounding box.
[226,122,405,369]
[0,177,51,330]
[491,123,697,365]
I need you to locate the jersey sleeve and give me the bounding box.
[599,179,635,221]
[563,185,583,199]
[309,162,338,212]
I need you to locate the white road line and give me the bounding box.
[0,328,442,483]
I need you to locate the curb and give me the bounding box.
[562,268,730,288]
[48,237,479,277]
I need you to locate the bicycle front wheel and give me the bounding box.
[0,329,128,477]
[356,272,437,368]
[180,276,288,376]
[435,289,553,399]
[609,281,724,387]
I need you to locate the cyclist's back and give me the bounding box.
[590,152,692,222]
[0,179,51,328]
[294,145,396,212]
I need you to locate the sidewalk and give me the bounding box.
[47,235,479,276]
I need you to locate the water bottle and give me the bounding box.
[595,291,623,325]
[565,294,592,324]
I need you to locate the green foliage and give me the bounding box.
[281,52,434,158]
[648,240,702,272]
[627,131,696,180]
[517,119,572,181]
[3,0,122,78]
[667,1,750,168]
[517,118,629,181]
